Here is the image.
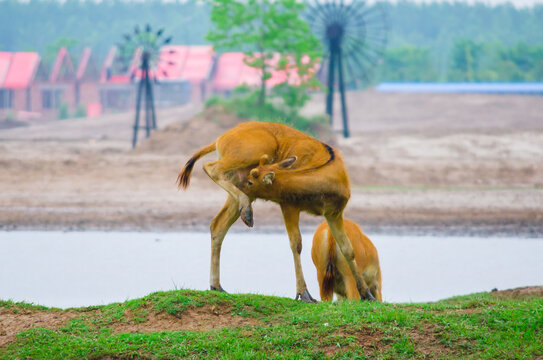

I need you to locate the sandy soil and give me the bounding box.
[0,91,542,236]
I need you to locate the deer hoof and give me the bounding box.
[210,285,227,293]
[295,290,318,304]
[361,289,376,301]
[240,205,254,228]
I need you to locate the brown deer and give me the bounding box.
[312,219,382,301]
[178,121,376,302]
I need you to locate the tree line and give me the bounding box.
[1,0,542,82]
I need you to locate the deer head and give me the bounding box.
[247,155,297,187]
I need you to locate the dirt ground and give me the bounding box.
[0,91,542,236]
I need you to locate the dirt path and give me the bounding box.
[1,92,542,235]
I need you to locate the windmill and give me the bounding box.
[305,0,387,137]
[117,24,173,148]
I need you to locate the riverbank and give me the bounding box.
[1,92,542,236]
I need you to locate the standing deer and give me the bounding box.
[178,121,376,302]
[312,219,382,301]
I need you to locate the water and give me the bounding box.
[1,231,542,308]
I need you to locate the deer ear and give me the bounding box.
[250,168,259,178]
[259,154,269,166]
[261,171,275,185]
[278,156,297,169]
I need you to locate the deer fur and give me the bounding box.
[312,219,382,301]
[178,121,376,302]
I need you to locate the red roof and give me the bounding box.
[213,52,320,91]
[49,47,75,83]
[180,46,214,83]
[212,52,245,90]
[0,52,12,87]
[76,47,96,81]
[100,47,117,82]
[3,52,40,89]
[157,45,188,79]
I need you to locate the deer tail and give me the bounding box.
[321,230,336,299]
[177,142,216,189]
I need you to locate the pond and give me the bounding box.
[1,231,542,308]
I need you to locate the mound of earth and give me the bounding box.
[133,105,337,155]
[490,286,543,299]
[2,286,541,347]
[133,105,244,155]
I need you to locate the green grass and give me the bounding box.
[1,290,542,359]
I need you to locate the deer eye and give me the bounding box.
[247,180,254,186]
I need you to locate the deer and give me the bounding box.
[311,219,382,301]
[177,121,376,302]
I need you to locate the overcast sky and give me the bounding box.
[384,0,543,8]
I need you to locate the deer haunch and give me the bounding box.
[312,219,382,301]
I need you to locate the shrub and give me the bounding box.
[58,103,70,120]
[74,104,86,118]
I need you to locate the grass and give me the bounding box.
[1,290,542,359]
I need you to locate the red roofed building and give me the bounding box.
[179,46,214,102]
[0,52,12,110]
[98,46,137,110]
[75,47,100,116]
[39,47,77,115]
[0,52,41,118]
[212,52,320,95]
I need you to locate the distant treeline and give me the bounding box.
[1,0,542,82]
[378,40,543,82]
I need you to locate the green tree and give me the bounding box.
[43,37,78,68]
[379,45,438,82]
[206,0,321,106]
[449,38,483,81]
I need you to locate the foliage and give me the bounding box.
[1,289,542,359]
[58,103,69,120]
[73,104,86,119]
[5,111,15,122]
[43,37,77,68]
[378,45,438,82]
[206,0,321,105]
[205,89,326,135]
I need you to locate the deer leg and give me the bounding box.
[325,214,376,301]
[209,195,240,292]
[203,160,253,227]
[281,204,317,303]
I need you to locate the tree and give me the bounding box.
[44,37,77,68]
[379,46,438,82]
[449,38,483,81]
[206,0,321,106]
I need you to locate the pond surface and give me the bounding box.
[1,231,542,308]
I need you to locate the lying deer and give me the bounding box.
[311,219,382,301]
[178,121,376,302]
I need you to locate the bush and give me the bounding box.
[74,104,86,118]
[58,103,69,120]
[206,86,326,135]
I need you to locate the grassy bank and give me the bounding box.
[1,289,541,359]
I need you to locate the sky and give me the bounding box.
[383,0,543,7]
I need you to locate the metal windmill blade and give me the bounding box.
[305,0,387,137]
